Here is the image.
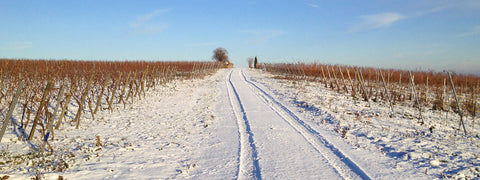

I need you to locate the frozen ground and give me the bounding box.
[255,69,480,179]
[1,68,478,179]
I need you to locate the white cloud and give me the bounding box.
[130,9,171,35]
[413,6,446,17]
[457,25,480,37]
[412,0,480,17]
[305,3,319,8]
[348,12,405,33]
[242,29,285,45]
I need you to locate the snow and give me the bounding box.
[1,68,479,179]
[251,69,480,179]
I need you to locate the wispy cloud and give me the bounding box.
[305,3,319,8]
[130,9,171,35]
[350,1,480,33]
[348,1,479,33]
[413,6,446,17]
[348,12,405,33]
[0,41,33,50]
[457,25,480,37]
[413,0,480,16]
[242,29,285,45]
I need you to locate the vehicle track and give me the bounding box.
[240,69,372,180]
[225,69,262,180]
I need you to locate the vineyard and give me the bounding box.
[1,59,480,179]
[263,62,479,134]
[0,59,221,153]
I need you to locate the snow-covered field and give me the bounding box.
[253,69,480,179]
[1,68,479,179]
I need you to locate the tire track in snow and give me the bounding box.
[225,69,262,180]
[241,69,372,180]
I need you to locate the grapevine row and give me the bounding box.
[262,62,479,134]
[0,59,222,152]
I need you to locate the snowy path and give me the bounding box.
[225,68,370,179]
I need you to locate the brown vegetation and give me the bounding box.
[264,62,479,127]
[0,59,222,150]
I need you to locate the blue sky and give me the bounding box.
[1,0,479,75]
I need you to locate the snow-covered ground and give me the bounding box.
[253,69,480,179]
[2,68,238,179]
[1,68,478,179]
[227,68,430,179]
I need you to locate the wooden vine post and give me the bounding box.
[426,77,429,104]
[338,67,349,93]
[326,66,333,89]
[88,97,95,121]
[56,76,78,129]
[146,67,155,91]
[380,71,394,116]
[28,78,53,141]
[190,63,196,79]
[140,67,148,98]
[133,73,140,100]
[374,71,379,101]
[126,70,137,104]
[409,71,424,124]
[152,67,159,90]
[447,71,467,135]
[164,67,171,84]
[94,73,110,114]
[356,68,369,102]
[108,72,122,111]
[321,66,327,87]
[444,78,449,124]
[443,78,446,109]
[474,81,478,129]
[346,68,356,97]
[75,73,94,129]
[0,81,24,142]
[118,71,131,105]
[331,66,341,92]
[41,81,65,153]
[152,69,158,90]
[472,81,477,130]
[19,90,37,140]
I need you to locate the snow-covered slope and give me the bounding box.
[1,68,477,179]
[1,69,237,179]
[249,69,480,179]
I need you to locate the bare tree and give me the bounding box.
[212,47,230,64]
